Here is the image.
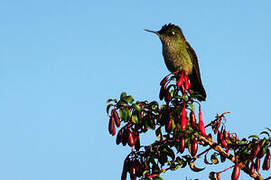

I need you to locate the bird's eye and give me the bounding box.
[171,31,175,35]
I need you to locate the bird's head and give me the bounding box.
[145,23,185,43]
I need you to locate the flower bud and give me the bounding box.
[179,135,185,153]
[198,107,206,136]
[231,162,240,180]
[191,139,198,156]
[113,110,121,127]
[189,111,196,129]
[109,116,116,136]
[263,149,270,170]
[177,71,184,87]
[181,104,187,131]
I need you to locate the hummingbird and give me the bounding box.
[145,23,206,101]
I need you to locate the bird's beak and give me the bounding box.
[144,29,160,36]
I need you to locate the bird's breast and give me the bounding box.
[162,42,193,74]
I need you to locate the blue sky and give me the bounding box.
[0,0,271,179]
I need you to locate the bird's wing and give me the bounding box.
[186,41,206,101]
[185,42,202,81]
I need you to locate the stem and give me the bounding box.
[195,146,212,159]
[198,135,264,180]
[216,165,234,174]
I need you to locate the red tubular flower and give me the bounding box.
[179,135,185,153]
[116,130,122,145]
[255,158,260,171]
[191,139,198,156]
[217,130,221,144]
[198,106,206,136]
[189,111,196,129]
[109,116,116,136]
[221,138,228,149]
[181,104,187,131]
[184,73,191,90]
[263,149,270,170]
[177,71,184,87]
[128,130,135,147]
[251,142,260,159]
[165,117,172,133]
[249,161,255,176]
[231,162,240,180]
[159,86,165,100]
[135,135,140,151]
[113,110,120,127]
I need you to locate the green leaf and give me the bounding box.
[188,103,195,112]
[153,177,164,180]
[119,108,130,122]
[176,157,187,168]
[260,131,270,137]
[248,135,259,139]
[142,170,150,178]
[260,138,268,148]
[134,103,141,112]
[123,95,134,104]
[120,92,127,100]
[106,98,117,103]
[131,113,139,124]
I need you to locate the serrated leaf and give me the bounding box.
[189,161,205,172]
[211,153,219,164]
